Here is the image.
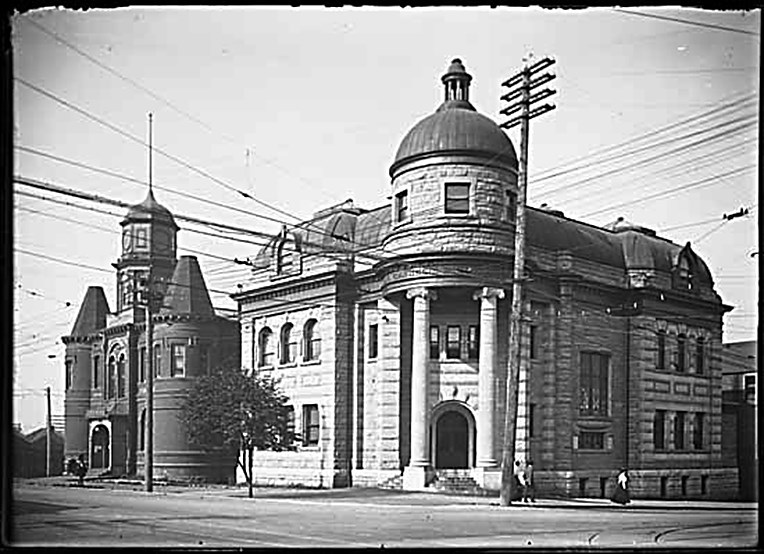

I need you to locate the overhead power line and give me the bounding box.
[612,8,761,37]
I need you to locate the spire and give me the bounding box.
[68,286,110,337]
[159,256,214,317]
[148,112,154,195]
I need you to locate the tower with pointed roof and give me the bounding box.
[62,191,240,482]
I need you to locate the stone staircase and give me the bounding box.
[378,473,404,490]
[430,469,493,496]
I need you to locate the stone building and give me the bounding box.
[232,58,738,498]
[62,189,239,482]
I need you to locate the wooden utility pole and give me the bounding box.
[144,112,155,493]
[498,54,556,507]
[46,386,52,477]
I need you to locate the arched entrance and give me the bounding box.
[432,401,475,469]
[91,424,110,470]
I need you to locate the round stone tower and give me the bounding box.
[381,58,519,294]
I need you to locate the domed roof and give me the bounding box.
[390,59,518,176]
[122,189,177,228]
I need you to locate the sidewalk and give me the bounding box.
[16,475,757,511]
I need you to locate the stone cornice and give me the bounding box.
[233,270,342,306]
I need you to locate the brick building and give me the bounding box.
[721,340,758,500]
[232,57,737,499]
[62,189,239,482]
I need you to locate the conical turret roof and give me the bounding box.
[159,255,214,317]
[68,286,110,337]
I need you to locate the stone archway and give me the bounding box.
[431,401,476,469]
[91,424,110,470]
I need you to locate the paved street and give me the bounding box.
[9,478,759,548]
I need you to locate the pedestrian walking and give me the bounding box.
[610,467,630,505]
[513,460,525,501]
[521,460,536,503]
[76,454,88,487]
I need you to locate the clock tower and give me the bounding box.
[114,188,178,314]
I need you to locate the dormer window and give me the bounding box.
[274,228,301,277]
[395,190,409,222]
[673,245,695,291]
[445,183,470,214]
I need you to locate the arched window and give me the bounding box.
[676,334,687,373]
[656,330,666,369]
[140,409,146,451]
[281,323,297,364]
[107,356,116,399]
[304,319,321,362]
[695,337,705,375]
[117,354,126,398]
[259,327,275,367]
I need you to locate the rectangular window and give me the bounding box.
[693,412,704,450]
[529,403,536,438]
[65,360,73,390]
[674,411,686,450]
[138,348,145,383]
[154,344,161,378]
[468,325,479,359]
[579,352,609,416]
[446,325,461,359]
[657,330,666,369]
[107,359,115,399]
[200,344,209,375]
[701,475,708,495]
[135,227,147,249]
[303,404,319,447]
[171,344,186,377]
[445,183,470,214]
[93,356,100,389]
[368,324,379,359]
[676,334,686,372]
[654,410,666,450]
[529,325,539,360]
[506,190,517,222]
[395,190,409,222]
[744,374,756,404]
[579,431,604,450]
[695,337,705,375]
[286,406,296,444]
[429,326,440,360]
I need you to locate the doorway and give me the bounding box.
[91,424,110,470]
[435,411,469,469]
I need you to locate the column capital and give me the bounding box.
[472,287,505,302]
[406,287,438,302]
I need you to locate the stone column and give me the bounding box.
[473,287,505,468]
[403,287,437,490]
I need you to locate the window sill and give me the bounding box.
[279,362,298,369]
[301,359,321,366]
[258,365,275,371]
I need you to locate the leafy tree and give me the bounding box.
[181,367,295,498]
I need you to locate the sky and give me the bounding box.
[11,6,760,432]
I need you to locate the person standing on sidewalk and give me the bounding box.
[521,460,536,503]
[76,454,88,487]
[610,467,630,505]
[513,460,526,501]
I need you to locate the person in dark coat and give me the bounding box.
[76,454,88,487]
[610,467,630,505]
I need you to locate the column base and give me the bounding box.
[402,465,434,491]
[472,467,502,491]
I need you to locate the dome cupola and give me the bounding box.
[390,58,518,178]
